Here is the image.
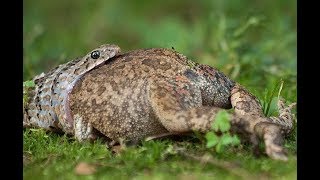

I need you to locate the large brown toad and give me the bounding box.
[24,44,296,161]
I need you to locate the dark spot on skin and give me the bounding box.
[115,64,125,70]
[101,100,108,106]
[236,101,251,112]
[141,66,150,73]
[109,80,117,89]
[92,99,97,107]
[141,59,158,70]
[121,101,130,110]
[175,114,185,122]
[74,68,81,75]
[86,63,91,69]
[141,58,171,71]
[84,57,89,63]
[157,88,166,97]
[97,86,106,96]
[184,69,199,81]
[195,109,204,118]
[86,87,93,92]
[123,56,133,62]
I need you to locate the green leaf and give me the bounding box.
[232,135,241,145]
[215,141,224,153]
[212,110,231,132]
[267,97,279,116]
[214,133,240,153]
[205,132,219,148]
[263,80,284,117]
[220,133,234,146]
[220,133,240,146]
[23,80,35,88]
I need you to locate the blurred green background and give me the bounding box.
[23,0,296,100]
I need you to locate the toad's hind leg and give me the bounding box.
[230,84,296,161]
[150,79,295,161]
[149,79,261,135]
[270,98,296,134]
[149,78,223,134]
[230,84,296,134]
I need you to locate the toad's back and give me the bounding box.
[69,48,201,141]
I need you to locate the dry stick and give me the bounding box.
[145,132,191,141]
[173,146,265,180]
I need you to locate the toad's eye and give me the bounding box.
[90,50,100,59]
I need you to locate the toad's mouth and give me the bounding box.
[62,76,82,131]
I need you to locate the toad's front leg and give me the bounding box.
[230,84,296,161]
[73,113,98,142]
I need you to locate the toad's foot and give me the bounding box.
[269,98,296,134]
[254,121,288,161]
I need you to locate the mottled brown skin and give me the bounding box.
[68,48,295,161]
[23,45,295,161]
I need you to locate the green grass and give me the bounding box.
[23,0,296,179]
[24,129,296,179]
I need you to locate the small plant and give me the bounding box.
[261,80,284,117]
[205,110,240,153]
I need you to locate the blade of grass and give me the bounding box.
[278,80,284,99]
[264,79,283,116]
